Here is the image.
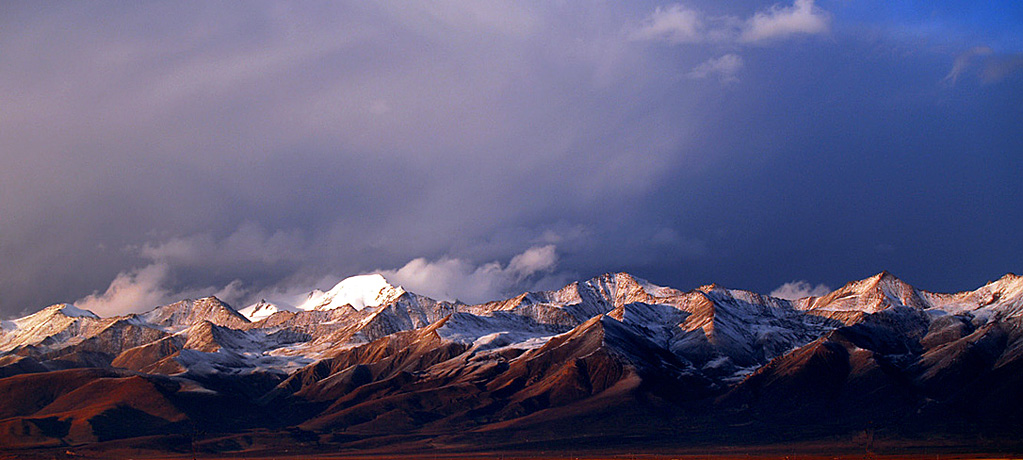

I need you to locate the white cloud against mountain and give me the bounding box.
[770,280,831,300]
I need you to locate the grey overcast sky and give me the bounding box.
[2,1,1022,317]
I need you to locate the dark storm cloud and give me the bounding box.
[1,2,1021,317]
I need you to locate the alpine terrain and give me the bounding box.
[2,271,1022,458]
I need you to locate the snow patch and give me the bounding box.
[55,304,100,319]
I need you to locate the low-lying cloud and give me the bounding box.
[379,245,567,304]
[770,280,831,300]
[74,263,246,317]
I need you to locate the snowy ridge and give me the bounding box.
[4,270,1023,382]
[923,273,1023,319]
[5,270,1023,453]
[172,321,314,375]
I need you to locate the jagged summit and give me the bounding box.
[296,273,406,312]
[806,270,926,315]
[141,296,249,331]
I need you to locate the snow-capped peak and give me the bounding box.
[296,274,406,312]
[238,300,290,322]
[807,271,925,314]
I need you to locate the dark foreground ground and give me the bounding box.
[3,434,1022,460]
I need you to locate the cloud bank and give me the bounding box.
[74,244,568,316]
[2,2,1022,319]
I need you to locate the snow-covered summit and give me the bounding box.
[296,274,406,312]
[238,300,292,322]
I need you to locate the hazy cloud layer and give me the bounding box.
[2,2,1022,318]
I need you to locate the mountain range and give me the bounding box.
[2,271,1022,458]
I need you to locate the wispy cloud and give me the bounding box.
[631,0,828,84]
[944,46,1023,85]
[688,54,744,82]
[632,0,830,46]
[943,46,995,85]
[631,4,704,44]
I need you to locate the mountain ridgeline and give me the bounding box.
[2,271,1022,456]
